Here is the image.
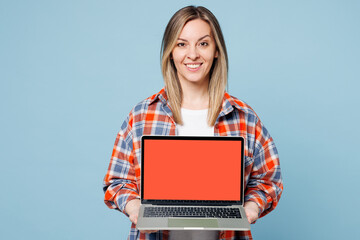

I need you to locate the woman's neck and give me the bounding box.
[180,79,209,110]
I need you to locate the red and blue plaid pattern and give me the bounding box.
[103,88,283,240]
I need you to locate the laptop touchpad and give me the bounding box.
[168,219,218,228]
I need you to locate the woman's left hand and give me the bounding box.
[244,201,260,224]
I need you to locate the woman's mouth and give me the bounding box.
[185,63,202,72]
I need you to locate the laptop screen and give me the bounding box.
[141,136,244,202]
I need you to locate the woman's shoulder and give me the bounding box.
[131,88,166,113]
[119,89,165,130]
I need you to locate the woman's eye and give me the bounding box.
[200,42,208,46]
[177,43,185,47]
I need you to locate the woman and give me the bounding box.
[103,6,283,240]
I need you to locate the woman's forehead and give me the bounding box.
[178,19,212,40]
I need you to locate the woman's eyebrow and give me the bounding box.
[177,35,211,42]
[198,35,211,41]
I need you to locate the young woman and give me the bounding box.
[103,6,283,240]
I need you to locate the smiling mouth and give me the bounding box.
[185,63,202,71]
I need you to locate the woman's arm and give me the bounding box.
[245,119,283,219]
[103,114,140,215]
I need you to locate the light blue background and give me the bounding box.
[1,0,359,239]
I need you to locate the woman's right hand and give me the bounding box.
[125,199,158,234]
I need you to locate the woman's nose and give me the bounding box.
[187,45,199,60]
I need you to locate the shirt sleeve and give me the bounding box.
[103,113,140,215]
[244,118,283,218]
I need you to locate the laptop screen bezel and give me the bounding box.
[140,135,245,206]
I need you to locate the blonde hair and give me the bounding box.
[161,6,228,126]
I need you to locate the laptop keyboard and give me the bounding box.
[143,206,242,218]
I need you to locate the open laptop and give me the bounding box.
[136,136,250,231]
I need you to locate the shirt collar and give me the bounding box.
[149,87,168,105]
[218,92,248,117]
[149,88,247,116]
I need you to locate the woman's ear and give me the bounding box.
[215,50,219,58]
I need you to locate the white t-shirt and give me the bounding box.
[170,108,218,240]
[177,108,214,136]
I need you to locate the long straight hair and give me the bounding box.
[161,6,228,126]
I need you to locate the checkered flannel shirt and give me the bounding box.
[103,88,283,240]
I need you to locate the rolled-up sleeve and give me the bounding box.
[245,119,283,218]
[103,114,140,215]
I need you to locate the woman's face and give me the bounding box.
[171,19,218,85]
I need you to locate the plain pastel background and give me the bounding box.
[1,0,359,239]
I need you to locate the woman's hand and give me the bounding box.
[125,199,158,234]
[244,201,260,224]
[125,199,141,225]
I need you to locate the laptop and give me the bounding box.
[136,136,250,231]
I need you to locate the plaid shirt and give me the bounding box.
[103,88,283,240]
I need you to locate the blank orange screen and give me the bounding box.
[143,139,242,201]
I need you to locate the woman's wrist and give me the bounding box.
[125,199,141,216]
[244,201,260,214]
[244,201,261,223]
